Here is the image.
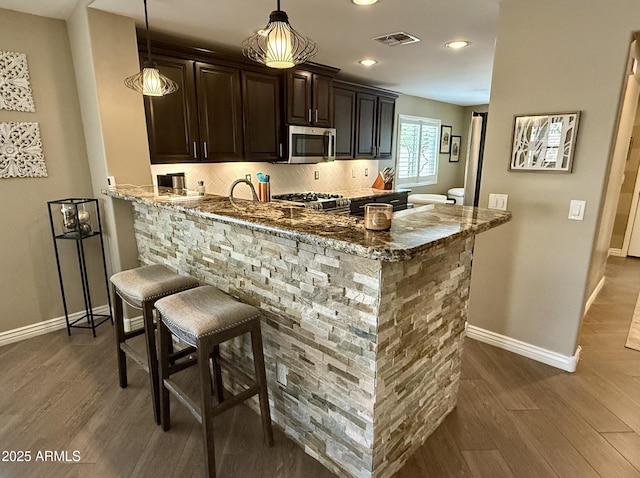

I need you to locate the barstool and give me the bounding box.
[110,264,199,424]
[155,285,273,478]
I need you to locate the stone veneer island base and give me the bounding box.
[104,186,510,478]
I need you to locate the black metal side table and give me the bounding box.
[47,198,113,336]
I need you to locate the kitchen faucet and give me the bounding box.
[229,178,259,201]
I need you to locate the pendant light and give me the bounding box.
[124,0,178,96]
[242,0,317,69]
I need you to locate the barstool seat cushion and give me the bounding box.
[111,264,199,308]
[155,286,260,347]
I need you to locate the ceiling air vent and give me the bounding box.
[373,31,421,46]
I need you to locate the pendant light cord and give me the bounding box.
[144,0,152,63]
[277,0,281,11]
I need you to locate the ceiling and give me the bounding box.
[0,0,499,106]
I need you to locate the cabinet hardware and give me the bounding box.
[203,141,208,159]
[193,142,197,159]
[390,199,399,204]
[315,109,318,123]
[308,109,312,123]
[279,143,283,158]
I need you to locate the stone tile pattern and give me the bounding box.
[373,236,474,477]
[132,201,475,478]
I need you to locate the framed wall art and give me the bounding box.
[509,112,580,172]
[449,135,461,162]
[440,125,452,154]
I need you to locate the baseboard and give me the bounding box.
[609,248,626,257]
[466,325,581,373]
[125,315,144,332]
[585,275,605,315]
[0,305,110,348]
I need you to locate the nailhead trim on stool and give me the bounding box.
[110,264,199,425]
[156,285,274,478]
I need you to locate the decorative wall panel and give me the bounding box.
[0,122,47,178]
[0,51,35,112]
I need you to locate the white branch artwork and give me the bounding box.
[510,112,580,172]
[0,122,47,178]
[0,51,35,112]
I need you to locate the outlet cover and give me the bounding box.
[276,361,288,386]
[314,170,320,180]
[488,193,508,210]
[245,173,252,183]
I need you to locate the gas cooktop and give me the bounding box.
[272,192,351,213]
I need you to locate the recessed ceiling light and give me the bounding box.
[359,58,377,66]
[445,40,471,49]
[352,0,379,5]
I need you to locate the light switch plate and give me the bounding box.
[106,176,116,187]
[488,193,508,210]
[568,199,586,220]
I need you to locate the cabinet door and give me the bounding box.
[195,63,243,162]
[312,74,333,127]
[286,69,312,125]
[376,96,396,159]
[333,87,356,159]
[355,92,377,158]
[144,56,198,163]
[241,71,282,161]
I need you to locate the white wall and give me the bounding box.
[468,0,640,358]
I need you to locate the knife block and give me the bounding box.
[372,173,392,190]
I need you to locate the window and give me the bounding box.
[395,115,441,187]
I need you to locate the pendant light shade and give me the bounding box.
[124,0,178,96]
[242,2,317,69]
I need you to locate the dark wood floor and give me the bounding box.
[1,256,639,477]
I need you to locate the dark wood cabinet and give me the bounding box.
[195,63,243,161]
[333,80,397,160]
[355,92,396,159]
[144,56,198,163]
[355,92,378,158]
[333,87,356,159]
[376,96,396,159]
[285,69,333,127]
[144,56,244,163]
[241,71,282,161]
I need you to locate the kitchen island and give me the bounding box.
[103,185,510,478]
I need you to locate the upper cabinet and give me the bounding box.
[335,81,398,160]
[333,86,356,159]
[285,69,333,127]
[139,35,395,164]
[241,71,282,162]
[196,63,244,162]
[144,56,244,163]
[143,56,198,163]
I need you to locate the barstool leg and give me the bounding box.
[158,318,172,432]
[211,345,224,403]
[250,326,274,447]
[113,286,127,389]
[198,338,217,478]
[143,301,161,425]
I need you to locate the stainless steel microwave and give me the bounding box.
[288,126,336,164]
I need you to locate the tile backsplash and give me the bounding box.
[151,159,381,200]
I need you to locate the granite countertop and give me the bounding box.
[103,185,511,262]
